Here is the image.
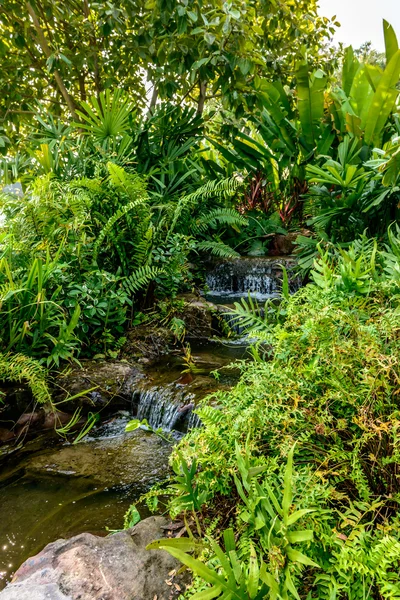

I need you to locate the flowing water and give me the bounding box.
[206,256,300,304]
[0,344,243,589]
[0,258,296,590]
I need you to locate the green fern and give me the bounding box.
[195,240,241,258]
[92,198,148,263]
[167,177,241,239]
[123,265,163,294]
[107,162,149,201]
[191,208,248,235]
[0,352,52,405]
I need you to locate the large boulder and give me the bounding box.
[0,516,187,600]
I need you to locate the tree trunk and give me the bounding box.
[83,0,102,97]
[197,80,207,115]
[26,1,78,119]
[147,84,158,117]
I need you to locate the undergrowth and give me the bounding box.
[144,231,400,599]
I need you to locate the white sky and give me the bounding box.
[318,0,400,51]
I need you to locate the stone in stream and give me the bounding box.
[0,516,187,600]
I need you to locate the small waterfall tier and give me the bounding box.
[129,348,241,434]
[206,256,300,303]
[133,384,196,433]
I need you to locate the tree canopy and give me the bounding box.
[0,0,338,137]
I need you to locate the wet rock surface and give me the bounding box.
[54,360,143,412]
[0,516,187,600]
[0,418,171,589]
[0,361,143,447]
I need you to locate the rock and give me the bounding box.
[0,516,187,600]
[0,428,15,443]
[21,426,170,487]
[269,230,312,256]
[123,325,175,360]
[175,293,215,339]
[269,232,298,255]
[15,412,42,427]
[54,360,143,413]
[41,410,75,430]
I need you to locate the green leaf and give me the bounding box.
[191,587,223,600]
[146,537,200,552]
[297,62,326,149]
[247,544,259,599]
[192,57,210,71]
[286,509,316,526]
[223,529,236,553]
[150,545,224,586]
[383,19,399,64]
[342,46,359,96]
[364,49,400,147]
[284,568,301,600]
[287,547,320,568]
[287,530,314,544]
[282,444,294,522]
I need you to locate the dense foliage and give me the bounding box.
[151,233,400,599]
[1,6,400,599]
[0,0,337,140]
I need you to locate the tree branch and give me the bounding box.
[25,1,78,119]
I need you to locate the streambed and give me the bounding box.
[0,415,170,589]
[0,343,244,590]
[0,256,297,591]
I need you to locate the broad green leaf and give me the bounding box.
[284,568,301,600]
[223,529,236,553]
[209,537,234,581]
[364,49,400,147]
[287,529,314,543]
[382,146,400,186]
[286,508,316,526]
[287,547,320,568]
[228,551,242,584]
[247,545,259,599]
[383,19,399,64]
[191,586,223,600]
[342,46,359,96]
[259,564,280,595]
[345,113,362,138]
[349,65,374,129]
[297,63,326,149]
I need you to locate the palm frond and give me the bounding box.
[75,89,134,144]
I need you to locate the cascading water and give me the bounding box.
[205,257,301,336]
[206,256,300,303]
[133,385,197,433]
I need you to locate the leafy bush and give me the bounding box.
[155,231,400,598]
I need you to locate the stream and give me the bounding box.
[0,342,244,589]
[0,256,297,590]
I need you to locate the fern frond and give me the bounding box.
[167,176,241,239]
[0,352,52,404]
[190,208,248,235]
[130,225,154,269]
[228,296,270,334]
[107,162,148,202]
[123,265,163,294]
[93,199,147,263]
[195,240,240,258]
